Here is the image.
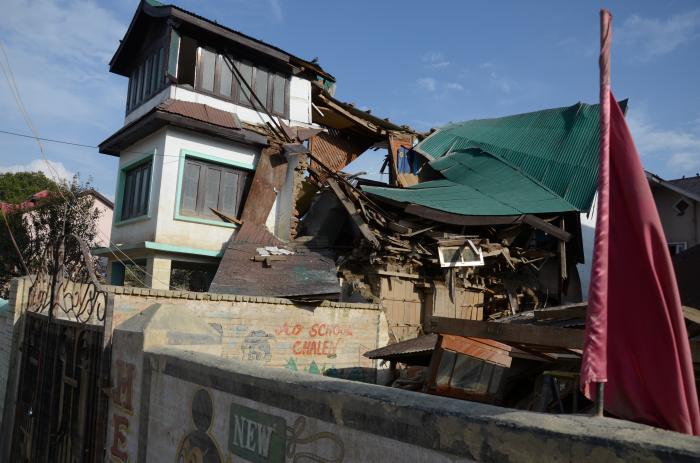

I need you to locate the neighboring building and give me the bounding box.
[646,172,700,256]
[87,189,115,248]
[96,0,335,289]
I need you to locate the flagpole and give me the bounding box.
[594,8,612,418]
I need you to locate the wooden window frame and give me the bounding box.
[194,47,290,118]
[125,43,167,115]
[115,153,155,225]
[174,149,256,229]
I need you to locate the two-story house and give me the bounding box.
[95,0,335,289]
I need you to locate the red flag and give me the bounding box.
[581,11,700,436]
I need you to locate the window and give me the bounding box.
[438,241,484,268]
[179,158,251,221]
[121,161,152,221]
[126,47,165,113]
[194,47,289,116]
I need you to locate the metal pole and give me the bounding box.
[595,382,605,417]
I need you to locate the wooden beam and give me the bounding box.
[240,145,288,226]
[327,178,380,248]
[427,316,584,350]
[523,215,572,242]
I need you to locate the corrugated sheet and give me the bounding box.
[363,149,576,216]
[309,130,371,182]
[158,99,242,130]
[414,101,609,212]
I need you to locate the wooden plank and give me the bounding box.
[534,304,587,321]
[427,316,584,350]
[239,145,288,225]
[522,214,572,242]
[327,178,380,248]
[683,306,700,325]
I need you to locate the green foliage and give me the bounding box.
[0,174,101,298]
[0,171,57,203]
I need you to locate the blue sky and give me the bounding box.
[1,0,699,198]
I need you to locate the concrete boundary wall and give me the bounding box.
[130,346,700,463]
[108,286,388,382]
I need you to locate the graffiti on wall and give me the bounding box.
[229,403,345,463]
[173,388,345,463]
[241,330,275,362]
[176,388,224,463]
[110,359,135,463]
[275,322,353,358]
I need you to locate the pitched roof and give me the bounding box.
[365,101,613,217]
[646,171,700,203]
[363,149,576,216]
[669,176,700,198]
[111,1,334,82]
[412,101,619,213]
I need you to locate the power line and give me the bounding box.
[0,41,170,290]
[0,128,179,158]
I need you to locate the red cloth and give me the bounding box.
[581,92,700,435]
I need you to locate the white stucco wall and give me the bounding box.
[93,197,114,248]
[154,127,260,251]
[110,129,167,247]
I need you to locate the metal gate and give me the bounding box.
[10,234,112,463]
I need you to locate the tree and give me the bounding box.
[0,171,57,203]
[0,173,101,298]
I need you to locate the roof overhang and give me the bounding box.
[110,1,335,82]
[99,106,268,156]
[645,171,700,203]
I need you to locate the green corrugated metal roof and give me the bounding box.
[414,101,612,212]
[363,150,576,216]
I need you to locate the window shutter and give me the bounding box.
[219,56,233,98]
[203,166,222,214]
[181,161,200,213]
[272,74,286,115]
[199,48,216,92]
[220,171,239,216]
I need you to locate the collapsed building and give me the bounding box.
[93,0,698,414]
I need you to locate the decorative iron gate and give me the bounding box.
[10,234,112,463]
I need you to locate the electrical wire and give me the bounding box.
[0,41,168,289]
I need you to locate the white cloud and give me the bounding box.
[0,158,74,182]
[417,77,437,92]
[489,71,512,94]
[268,0,284,23]
[627,107,700,177]
[445,82,464,91]
[0,0,127,130]
[422,52,450,68]
[667,153,700,174]
[618,10,700,60]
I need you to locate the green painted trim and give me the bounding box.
[114,150,156,225]
[174,213,238,229]
[173,148,255,228]
[144,241,223,258]
[179,148,256,171]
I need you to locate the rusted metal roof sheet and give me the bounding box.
[364,334,439,360]
[209,241,340,298]
[158,99,242,130]
[309,130,371,182]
